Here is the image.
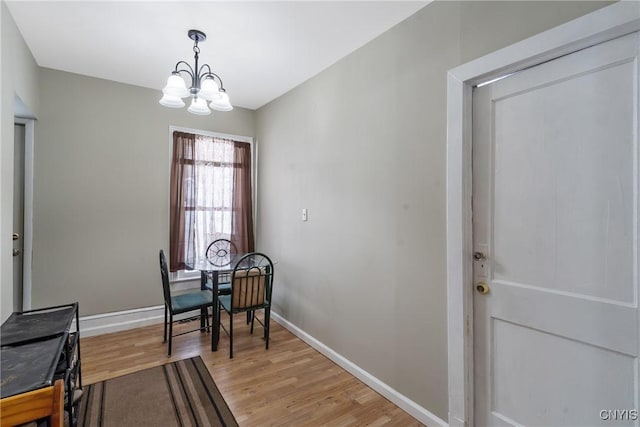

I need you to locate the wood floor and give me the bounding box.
[80,313,424,426]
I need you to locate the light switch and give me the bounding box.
[302,208,308,221]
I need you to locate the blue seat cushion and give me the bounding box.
[171,290,213,312]
[218,295,232,312]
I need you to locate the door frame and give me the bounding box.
[445,3,640,426]
[14,117,34,311]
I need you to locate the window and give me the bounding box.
[169,127,255,279]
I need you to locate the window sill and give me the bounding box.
[170,274,200,284]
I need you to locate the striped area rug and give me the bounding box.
[78,356,238,427]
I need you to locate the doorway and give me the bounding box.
[446,3,640,426]
[14,116,34,312]
[13,123,24,312]
[472,32,638,426]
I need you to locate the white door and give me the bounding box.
[473,32,640,426]
[13,123,25,312]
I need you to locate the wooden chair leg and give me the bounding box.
[51,379,64,427]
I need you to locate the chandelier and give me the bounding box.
[159,29,233,115]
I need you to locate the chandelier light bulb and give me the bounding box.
[187,97,211,115]
[159,93,185,108]
[198,77,221,101]
[210,90,233,112]
[162,73,189,98]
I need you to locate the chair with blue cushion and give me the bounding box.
[159,249,214,356]
[217,252,274,358]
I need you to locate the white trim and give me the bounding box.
[77,276,203,336]
[14,117,34,311]
[451,1,640,87]
[446,3,640,426]
[271,312,448,427]
[169,125,253,144]
[446,71,474,427]
[78,305,164,337]
[170,272,200,284]
[169,279,201,291]
[171,269,200,282]
[77,303,205,337]
[253,138,259,241]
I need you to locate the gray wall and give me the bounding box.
[255,0,610,420]
[1,1,40,322]
[33,68,255,315]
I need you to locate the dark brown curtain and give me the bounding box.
[230,141,255,253]
[169,132,196,272]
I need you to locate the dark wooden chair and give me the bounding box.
[217,252,274,358]
[159,250,214,356]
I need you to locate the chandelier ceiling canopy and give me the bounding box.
[159,29,233,116]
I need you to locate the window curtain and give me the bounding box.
[192,135,235,258]
[169,131,254,271]
[230,141,255,253]
[169,132,196,272]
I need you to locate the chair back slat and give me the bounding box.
[232,268,266,308]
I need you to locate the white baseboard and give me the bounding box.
[77,305,165,337]
[78,305,206,337]
[77,305,448,427]
[77,282,201,337]
[271,312,448,427]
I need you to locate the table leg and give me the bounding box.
[211,272,219,351]
[200,272,207,331]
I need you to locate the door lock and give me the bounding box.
[13,249,21,257]
[473,251,486,261]
[476,282,490,294]
[12,233,19,241]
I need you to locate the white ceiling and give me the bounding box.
[6,1,428,110]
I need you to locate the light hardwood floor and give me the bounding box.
[80,313,424,426]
